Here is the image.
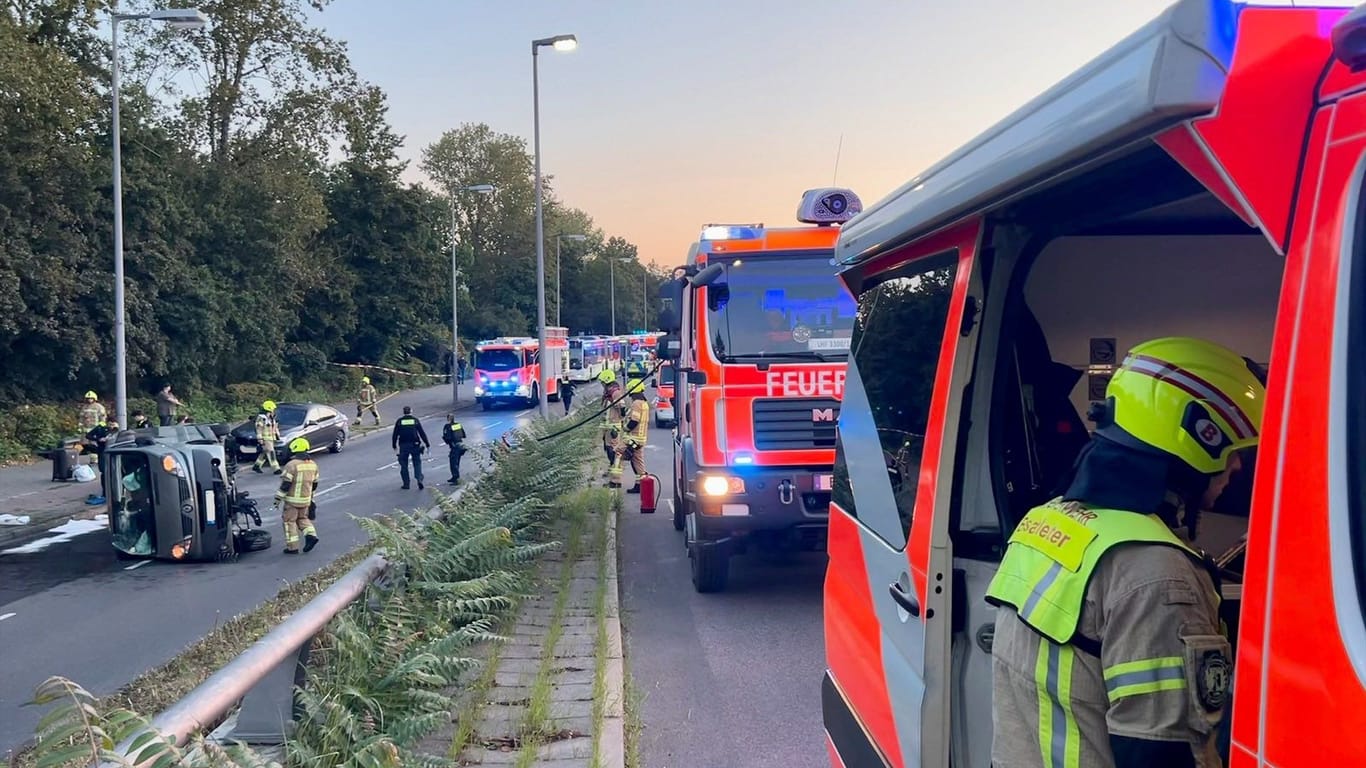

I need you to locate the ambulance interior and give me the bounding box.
[948,144,1280,767]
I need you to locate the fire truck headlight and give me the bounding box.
[474,386,485,396]
[511,373,519,382]
[701,475,744,496]
[515,385,530,396]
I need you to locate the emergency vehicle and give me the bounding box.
[472,328,568,410]
[657,188,861,592]
[821,2,1366,766]
[568,335,609,383]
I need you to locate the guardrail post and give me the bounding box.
[222,635,313,745]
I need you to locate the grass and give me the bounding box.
[445,619,509,762]
[622,669,645,768]
[589,492,615,767]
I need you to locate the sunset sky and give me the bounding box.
[317,0,1179,265]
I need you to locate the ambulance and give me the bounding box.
[656,188,860,592]
[821,1,1366,766]
[472,328,568,410]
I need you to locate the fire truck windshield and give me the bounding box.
[705,253,855,361]
[477,349,522,370]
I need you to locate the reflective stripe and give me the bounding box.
[1020,561,1063,623]
[283,462,318,504]
[1035,642,1080,768]
[1125,354,1256,439]
[1104,656,1186,702]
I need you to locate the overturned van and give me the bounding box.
[104,423,270,562]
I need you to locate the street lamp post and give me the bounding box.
[451,184,495,408]
[609,257,631,336]
[110,6,206,428]
[641,270,649,331]
[531,33,578,420]
[555,233,586,327]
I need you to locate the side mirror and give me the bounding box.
[687,370,707,385]
[658,278,685,333]
[691,264,724,287]
[658,333,682,361]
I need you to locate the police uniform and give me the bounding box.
[442,417,468,485]
[610,386,649,490]
[988,336,1262,768]
[274,449,319,554]
[391,409,430,489]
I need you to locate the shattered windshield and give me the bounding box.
[705,253,855,361]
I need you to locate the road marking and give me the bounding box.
[375,460,399,471]
[314,480,356,498]
[0,612,15,621]
[665,499,675,516]
[2,519,107,555]
[123,560,153,571]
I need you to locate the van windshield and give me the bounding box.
[477,349,522,371]
[705,253,855,361]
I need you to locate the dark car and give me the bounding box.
[229,402,349,463]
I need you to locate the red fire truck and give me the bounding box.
[822,1,1366,766]
[472,328,568,410]
[656,188,861,592]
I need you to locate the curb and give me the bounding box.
[598,502,626,768]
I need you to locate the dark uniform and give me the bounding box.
[561,379,576,413]
[442,416,468,485]
[391,406,430,489]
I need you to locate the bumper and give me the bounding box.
[688,465,831,541]
[654,406,676,424]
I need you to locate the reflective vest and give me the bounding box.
[625,398,649,444]
[359,384,378,405]
[277,459,319,505]
[255,412,279,442]
[985,500,1211,646]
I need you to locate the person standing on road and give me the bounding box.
[357,376,381,426]
[561,378,576,414]
[392,405,430,490]
[442,413,468,486]
[610,379,650,491]
[273,437,320,554]
[458,355,468,384]
[253,400,282,475]
[78,391,107,433]
[598,369,624,473]
[987,337,1262,768]
[155,384,184,426]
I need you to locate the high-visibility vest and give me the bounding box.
[277,459,319,505]
[255,412,279,441]
[626,398,649,443]
[985,499,1212,645]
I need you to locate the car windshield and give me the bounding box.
[274,406,308,429]
[477,349,521,371]
[705,253,856,360]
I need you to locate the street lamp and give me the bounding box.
[110,6,207,428]
[451,183,495,407]
[555,233,586,327]
[609,257,631,336]
[531,33,578,419]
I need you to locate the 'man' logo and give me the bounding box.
[812,408,835,423]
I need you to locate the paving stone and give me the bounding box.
[546,682,595,703]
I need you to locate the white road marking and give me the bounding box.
[0,612,16,621]
[665,499,675,516]
[314,480,356,498]
[123,559,153,571]
[2,519,107,555]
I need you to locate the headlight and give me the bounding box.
[474,386,485,396]
[701,475,744,496]
[511,373,519,382]
[161,455,187,477]
[515,385,530,396]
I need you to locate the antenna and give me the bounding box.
[832,133,844,186]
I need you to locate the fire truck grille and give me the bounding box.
[752,398,840,451]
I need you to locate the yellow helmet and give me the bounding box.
[84,391,97,400]
[288,437,310,454]
[626,378,646,395]
[262,400,277,412]
[362,376,371,384]
[598,369,617,384]
[1098,337,1265,475]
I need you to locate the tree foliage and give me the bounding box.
[0,3,646,412]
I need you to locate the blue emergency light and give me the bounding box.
[700,224,764,241]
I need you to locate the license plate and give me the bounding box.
[239,445,257,454]
[814,474,833,491]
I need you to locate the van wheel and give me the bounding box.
[689,542,729,593]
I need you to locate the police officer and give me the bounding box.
[357,376,380,425]
[610,379,650,491]
[561,377,576,414]
[253,400,282,475]
[392,405,430,490]
[442,413,468,485]
[987,337,1262,768]
[273,437,320,554]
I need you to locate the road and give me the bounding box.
[618,428,829,768]
[0,384,540,758]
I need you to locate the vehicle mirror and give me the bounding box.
[687,370,707,385]
[691,263,724,288]
[658,334,682,361]
[658,279,685,332]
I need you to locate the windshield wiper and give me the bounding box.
[723,351,837,364]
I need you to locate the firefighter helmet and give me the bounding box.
[362,376,371,384]
[598,369,617,385]
[1098,336,1266,475]
[84,391,97,400]
[288,437,310,454]
[626,378,646,396]
[262,400,277,412]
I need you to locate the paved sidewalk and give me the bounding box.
[416,500,624,768]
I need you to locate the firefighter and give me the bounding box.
[273,437,320,554]
[610,378,650,491]
[357,376,381,426]
[392,405,430,490]
[78,391,106,433]
[598,369,625,472]
[442,413,468,485]
[987,337,1263,768]
[252,400,283,475]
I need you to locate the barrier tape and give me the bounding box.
[327,361,454,379]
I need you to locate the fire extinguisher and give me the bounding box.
[639,472,660,514]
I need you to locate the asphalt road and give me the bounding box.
[0,384,543,758]
[618,431,829,768]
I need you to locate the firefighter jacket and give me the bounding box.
[624,397,649,447]
[255,412,280,443]
[600,386,626,440]
[79,402,107,432]
[275,458,320,506]
[359,383,378,406]
[986,498,1229,768]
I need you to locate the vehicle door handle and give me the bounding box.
[888,581,921,617]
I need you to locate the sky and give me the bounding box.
[313,0,1180,266]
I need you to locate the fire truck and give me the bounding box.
[656,188,861,592]
[472,328,568,410]
[822,2,1366,766]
